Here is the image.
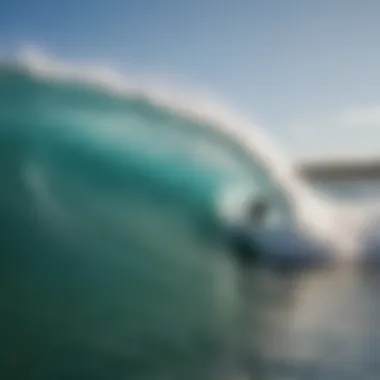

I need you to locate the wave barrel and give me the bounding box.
[0,67,245,380]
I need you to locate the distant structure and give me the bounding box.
[297,158,380,181]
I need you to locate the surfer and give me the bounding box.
[227,198,269,266]
[248,197,269,226]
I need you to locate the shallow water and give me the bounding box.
[244,266,380,380]
[241,181,380,379]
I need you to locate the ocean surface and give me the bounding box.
[0,54,379,380]
[249,180,380,380]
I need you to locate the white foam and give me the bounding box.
[14,48,309,195]
[5,46,366,262]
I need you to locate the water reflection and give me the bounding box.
[242,266,380,379]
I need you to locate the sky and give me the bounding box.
[1,0,380,161]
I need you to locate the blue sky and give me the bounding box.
[1,0,380,161]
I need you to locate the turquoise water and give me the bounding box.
[1,59,379,380]
[0,64,257,379]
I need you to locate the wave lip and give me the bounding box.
[2,49,377,270]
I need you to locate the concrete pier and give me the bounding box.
[297,159,380,181]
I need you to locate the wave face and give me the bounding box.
[0,53,349,378]
[0,60,255,379]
